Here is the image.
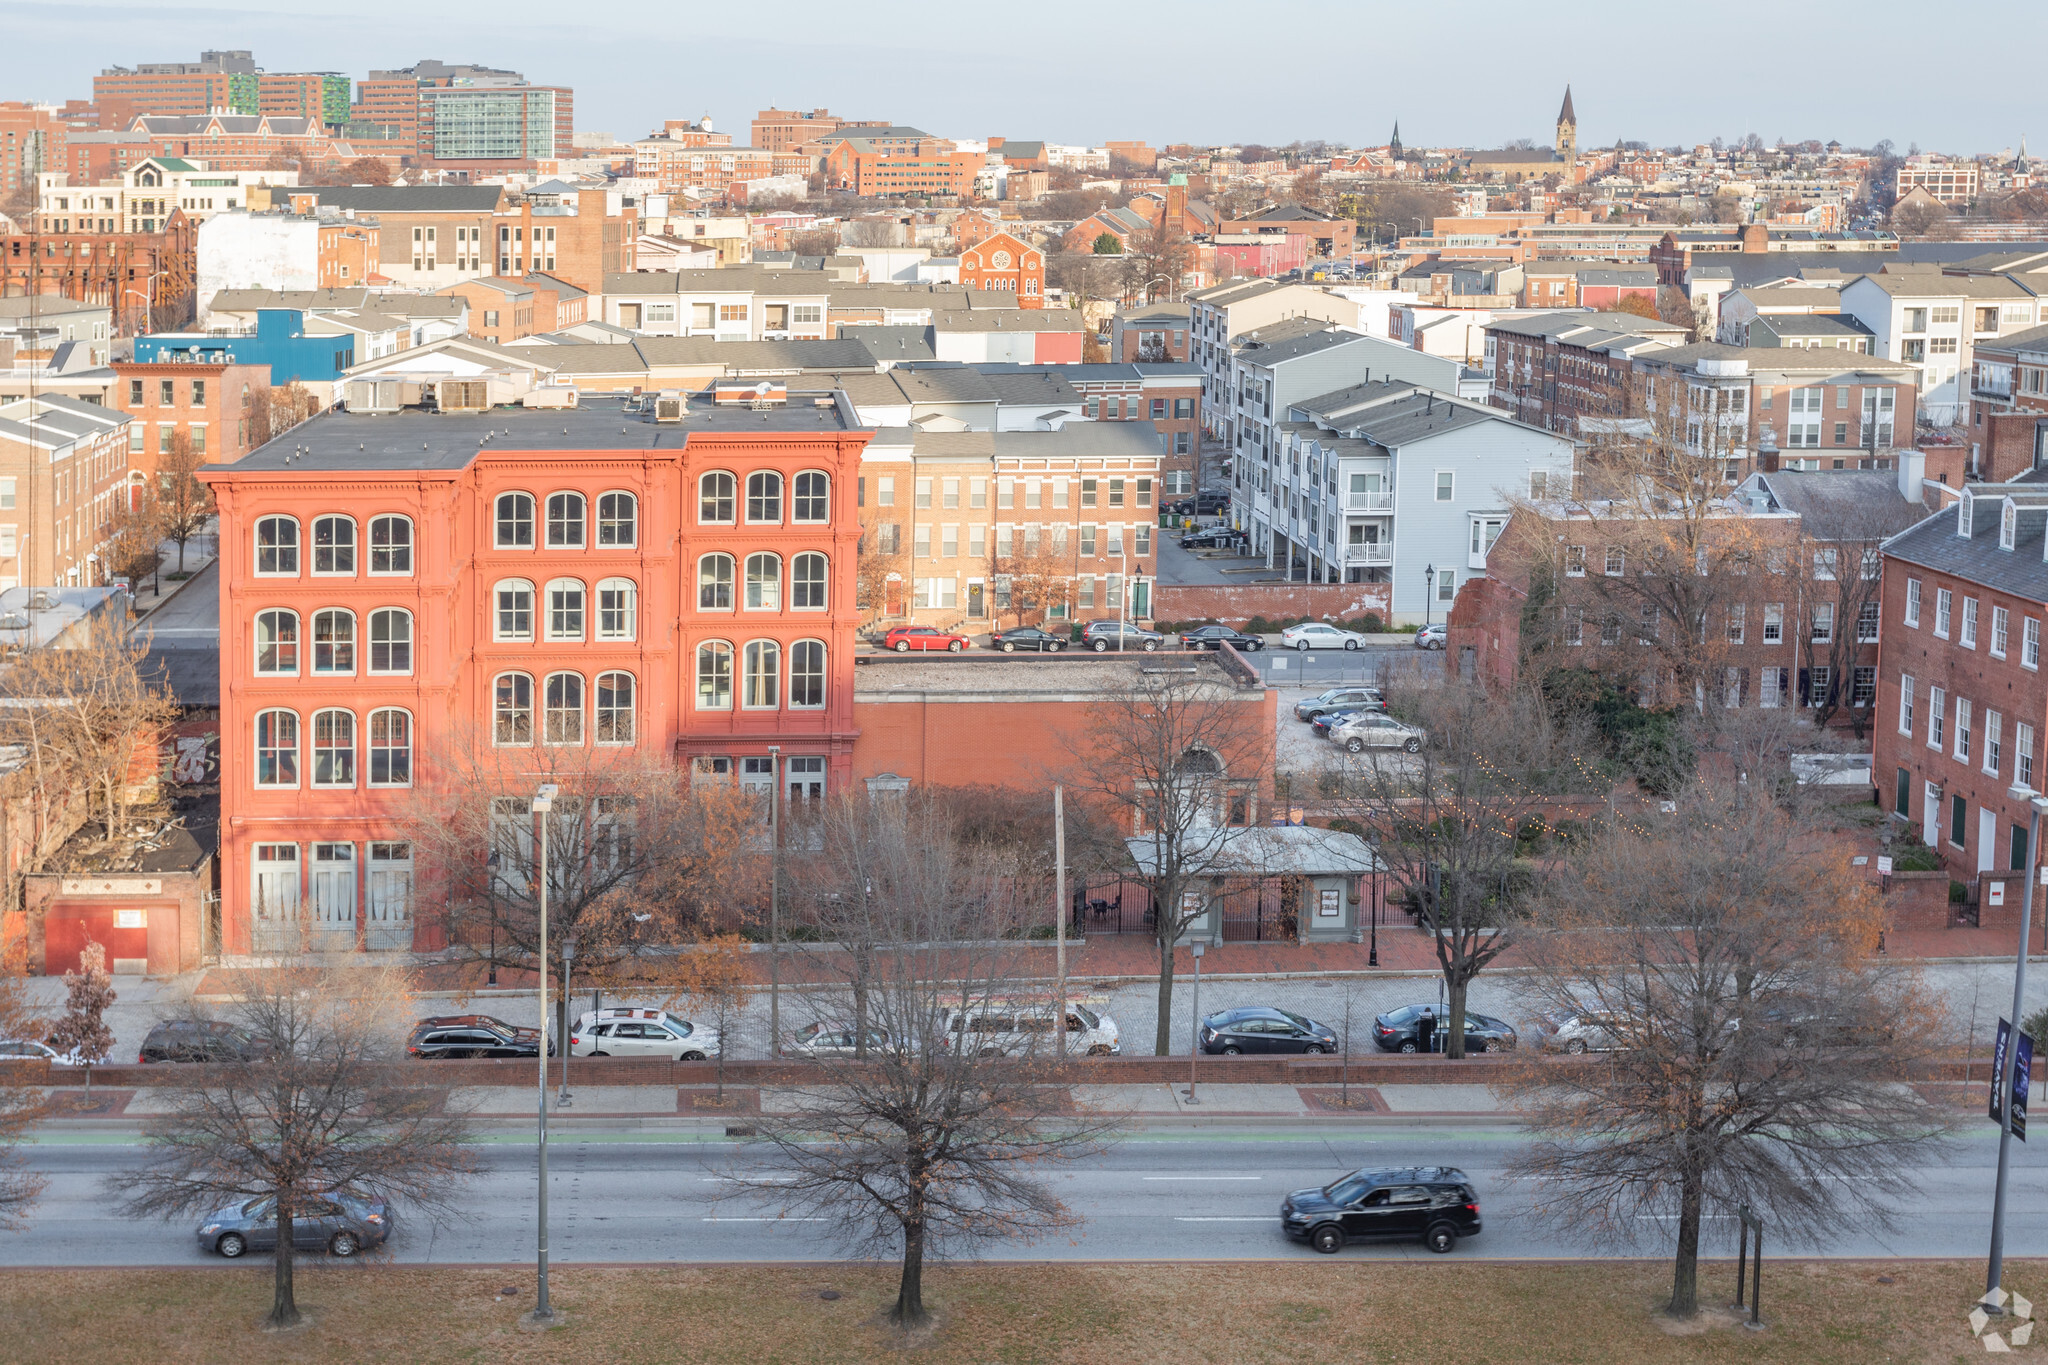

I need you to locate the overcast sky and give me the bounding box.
[13,0,2042,156]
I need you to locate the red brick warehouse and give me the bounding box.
[201,386,870,957]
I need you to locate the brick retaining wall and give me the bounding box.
[1154,581,1392,628]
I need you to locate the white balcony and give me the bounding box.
[1345,491,1394,512]
[1345,542,1394,565]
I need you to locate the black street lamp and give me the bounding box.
[556,932,578,1110]
[1424,563,1437,628]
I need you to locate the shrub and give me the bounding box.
[1890,845,1941,873]
[1949,879,1968,904]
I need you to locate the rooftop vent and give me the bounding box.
[652,390,686,423]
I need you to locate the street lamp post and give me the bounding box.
[1368,871,1380,968]
[767,745,782,1058]
[1986,782,2047,1312]
[1185,942,1205,1105]
[529,781,559,1324]
[556,933,578,1109]
[1424,564,1436,628]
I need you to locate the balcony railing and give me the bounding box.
[1345,492,1394,512]
[1345,542,1394,565]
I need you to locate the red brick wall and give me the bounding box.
[1155,582,1391,626]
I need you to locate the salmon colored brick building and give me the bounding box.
[957,231,1044,309]
[200,388,870,955]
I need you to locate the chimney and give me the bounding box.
[1896,446,1926,506]
[1740,224,1769,254]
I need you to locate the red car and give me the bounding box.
[882,626,969,653]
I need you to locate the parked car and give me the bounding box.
[570,1007,716,1061]
[1329,712,1424,754]
[940,1002,1121,1056]
[1280,621,1368,652]
[1311,708,1370,738]
[989,625,1067,653]
[781,1022,895,1061]
[404,1014,547,1060]
[138,1019,267,1064]
[1293,687,1386,722]
[1200,1006,1340,1055]
[1281,1166,1481,1255]
[1370,1004,1517,1053]
[1533,1006,1634,1054]
[0,1039,85,1066]
[1178,527,1242,550]
[1414,622,1448,650]
[1081,620,1165,652]
[197,1191,390,1259]
[1167,491,1231,516]
[882,625,970,653]
[1179,624,1264,652]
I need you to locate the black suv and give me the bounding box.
[406,1014,548,1060]
[138,1019,266,1064]
[1201,1006,1339,1055]
[1167,491,1231,516]
[1282,1166,1481,1254]
[1179,624,1264,652]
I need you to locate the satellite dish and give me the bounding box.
[754,381,771,396]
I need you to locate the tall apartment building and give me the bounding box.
[1895,157,1982,207]
[350,75,420,153]
[95,53,350,131]
[751,108,845,154]
[0,103,67,200]
[1184,279,1364,435]
[198,389,870,955]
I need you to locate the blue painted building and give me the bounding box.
[133,310,355,386]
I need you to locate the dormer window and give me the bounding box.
[2002,498,2018,552]
[1959,487,1975,538]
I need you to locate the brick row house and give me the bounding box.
[110,357,272,478]
[0,395,136,587]
[1876,483,2048,881]
[198,389,869,955]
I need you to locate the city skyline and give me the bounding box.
[10,0,2045,154]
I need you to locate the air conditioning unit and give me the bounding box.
[342,379,401,414]
[436,379,490,413]
[653,391,685,423]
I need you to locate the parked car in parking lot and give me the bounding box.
[941,1001,1121,1055]
[1329,712,1424,753]
[0,1039,85,1066]
[1280,621,1368,652]
[989,625,1066,653]
[1179,624,1264,652]
[1370,1004,1516,1053]
[1293,687,1385,722]
[1081,620,1164,652]
[883,625,970,653]
[1178,527,1242,550]
[1533,1006,1635,1054]
[1167,491,1232,516]
[781,1022,895,1060]
[1414,622,1447,650]
[570,1007,717,1061]
[405,1014,547,1060]
[198,1191,390,1259]
[1281,1166,1481,1255]
[1311,708,1371,738]
[1200,1006,1339,1055]
[139,1019,267,1064]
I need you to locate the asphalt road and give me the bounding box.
[4,1128,2038,1266]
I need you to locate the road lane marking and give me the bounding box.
[701,1176,798,1183]
[1632,1214,1734,1221]
[701,1216,828,1222]
[1143,1176,1261,1181]
[1174,1216,1272,1222]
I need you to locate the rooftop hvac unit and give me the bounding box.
[342,378,402,414]
[653,391,686,423]
[436,379,490,413]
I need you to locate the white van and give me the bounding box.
[569,1006,717,1061]
[941,1001,1121,1056]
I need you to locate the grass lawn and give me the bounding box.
[0,1259,2018,1363]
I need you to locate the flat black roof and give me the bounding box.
[212,393,859,476]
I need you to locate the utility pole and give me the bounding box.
[530,781,559,1324]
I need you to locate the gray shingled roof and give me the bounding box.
[1883,491,2048,603]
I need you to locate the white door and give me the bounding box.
[366,841,412,951]
[1980,806,1998,873]
[309,843,356,951]
[251,843,300,953]
[1924,781,1940,847]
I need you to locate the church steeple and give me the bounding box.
[1390,120,1403,159]
[1554,85,1578,165]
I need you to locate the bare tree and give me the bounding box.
[1789,491,1917,736]
[0,611,180,842]
[100,484,164,590]
[737,794,1118,1328]
[245,381,322,447]
[47,939,115,1065]
[658,932,750,1101]
[108,957,478,1328]
[1331,682,1591,1058]
[156,429,216,572]
[1501,781,1954,1319]
[0,949,48,1228]
[1059,662,1270,1055]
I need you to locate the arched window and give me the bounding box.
[790,640,826,709]
[746,471,783,523]
[544,672,584,745]
[546,578,585,640]
[495,579,534,641]
[596,577,636,640]
[699,471,735,524]
[311,608,355,674]
[745,553,780,610]
[369,608,412,674]
[311,708,355,787]
[255,516,298,575]
[255,609,298,674]
[696,642,733,710]
[792,552,827,610]
[698,554,734,610]
[596,672,635,744]
[546,491,586,547]
[369,514,413,575]
[495,492,535,548]
[255,709,299,786]
[743,640,780,709]
[597,491,637,547]
[312,515,356,575]
[493,673,534,745]
[793,471,830,523]
[368,708,411,787]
